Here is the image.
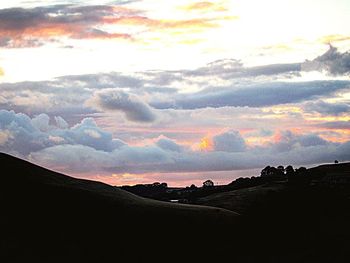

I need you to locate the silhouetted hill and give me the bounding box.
[195,162,350,214]
[2,154,350,262]
[0,153,239,262]
[195,162,350,262]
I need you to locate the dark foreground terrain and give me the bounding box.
[1,153,350,262]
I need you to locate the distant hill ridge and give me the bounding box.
[0,152,239,262]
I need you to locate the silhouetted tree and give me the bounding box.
[335,160,339,164]
[261,166,284,178]
[292,167,310,186]
[190,184,197,190]
[285,165,294,176]
[261,166,271,177]
[295,167,307,175]
[277,165,285,174]
[203,180,214,188]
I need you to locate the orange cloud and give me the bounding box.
[0,67,3,76]
[104,15,220,30]
[182,1,228,12]
[0,5,137,48]
[0,4,235,48]
[0,23,132,48]
[199,136,213,151]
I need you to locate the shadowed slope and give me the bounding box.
[196,163,350,262]
[0,153,239,262]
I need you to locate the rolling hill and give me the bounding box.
[2,153,350,262]
[0,153,239,262]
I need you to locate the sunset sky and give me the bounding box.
[0,0,349,186]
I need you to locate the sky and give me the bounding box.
[0,0,349,186]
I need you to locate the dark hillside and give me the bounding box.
[0,153,239,262]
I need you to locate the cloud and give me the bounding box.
[31,113,51,132]
[1,48,349,118]
[89,89,156,122]
[0,3,234,48]
[213,130,246,152]
[54,116,69,129]
[181,1,228,12]
[319,34,350,44]
[272,130,329,153]
[108,16,223,30]
[1,109,349,176]
[0,5,137,47]
[151,80,350,109]
[303,100,350,116]
[29,132,350,174]
[0,67,4,76]
[302,45,350,75]
[156,137,183,152]
[316,121,350,130]
[29,144,116,173]
[185,59,301,79]
[0,110,125,155]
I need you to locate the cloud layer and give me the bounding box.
[0,46,349,185]
[0,3,233,48]
[1,110,349,178]
[0,47,348,118]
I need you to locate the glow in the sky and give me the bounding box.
[0,0,349,186]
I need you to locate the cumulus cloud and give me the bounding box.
[156,137,183,152]
[0,110,125,155]
[89,89,156,122]
[271,131,329,153]
[213,130,246,152]
[1,109,349,176]
[29,133,350,174]
[54,116,69,129]
[302,45,350,75]
[31,113,51,132]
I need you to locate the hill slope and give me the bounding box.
[195,163,350,262]
[0,153,239,262]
